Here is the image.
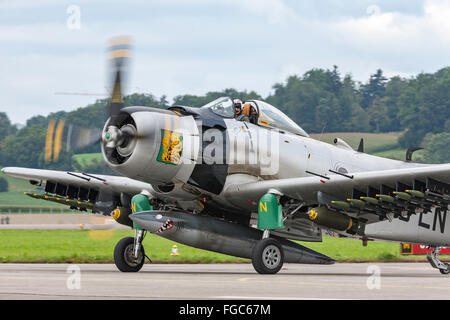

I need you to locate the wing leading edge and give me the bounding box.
[2,167,152,214]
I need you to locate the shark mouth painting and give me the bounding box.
[155,218,175,234]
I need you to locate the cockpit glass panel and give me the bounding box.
[201,97,234,118]
[253,100,309,137]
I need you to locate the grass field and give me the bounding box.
[310,131,412,161]
[72,153,104,167]
[309,131,402,153]
[371,148,406,161]
[0,229,248,263]
[0,229,442,263]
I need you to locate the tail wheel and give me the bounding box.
[114,237,145,272]
[252,238,284,274]
[440,263,450,275]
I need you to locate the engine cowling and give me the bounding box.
[102,107,200,186]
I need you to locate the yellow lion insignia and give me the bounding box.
[157,129,183,165]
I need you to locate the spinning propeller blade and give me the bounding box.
[107,36,133,120]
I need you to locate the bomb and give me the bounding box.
[308,207,361,234]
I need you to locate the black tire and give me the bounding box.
[252,238,284,274]
[439,263,450,275]
[114,237,145,272]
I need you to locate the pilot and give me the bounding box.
[237,103,251,122]
[233,99,243,119]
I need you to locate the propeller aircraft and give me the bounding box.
[3,37,450,274]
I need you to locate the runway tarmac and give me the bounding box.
[0,263,449,300]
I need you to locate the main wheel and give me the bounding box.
[114,237,145,272]
[252,238,284,274]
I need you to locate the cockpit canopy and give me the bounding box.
[201,97,235,118]
[201,97,309,137]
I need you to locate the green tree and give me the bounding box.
[367,97,390,132]
[383,76,407,130]
[326,65,342,95]
[416,133,450,164]
[26,115,48,127]
[1,125,46,168]
[398,68,450,147]
[124,93,167,109]
[0,112,17,142]
[349,103,370,132]
[360,69,388,109]
[267,67,363,133]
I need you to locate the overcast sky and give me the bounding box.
[1,0,449,124]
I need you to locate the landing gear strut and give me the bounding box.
[114,230,146,272]
[427,247,450,275]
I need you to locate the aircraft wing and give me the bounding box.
[2,167,152,213]
[225,164,450,223]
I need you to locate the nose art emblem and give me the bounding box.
[157,129,183,165]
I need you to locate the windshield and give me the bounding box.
[253,100,309,137]
[201,97,234,118]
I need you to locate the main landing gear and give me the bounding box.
[252,231,284,274]
[252,191,286,274]
[114,229,147,272]
[427,247,450,275]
